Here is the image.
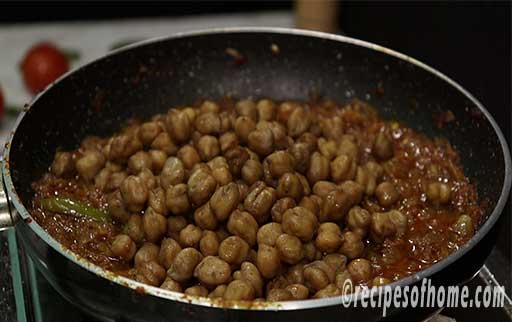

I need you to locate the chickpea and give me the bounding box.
[160,157,185,189]
[370,212,396,242]
[139,121,162,146]
[107,134,143,163]
[200,100,220,114]
[233,262,264,297]
[199,230,220,256]
[346,206,371,237]
[167,216,187,240]
[227,210,259,246]
[166,110,192,142]
[334,270,352,292]
[317,138,338,161]
[143,207,167,243]
[184,285,209,297]
[299,196,321,216]
[373,132,394,160]
[287,107,311,138]
[375,182,400,207]
[219,132,239,153]
[319,190,351,222]
[257,99,276,121]
[179,224,203,248]
[320,116,343,141]
[240,159,263,185]
[315,223,343,253]
[160,277,182,292]
[136,260,166,286]
[224,280,255,301]
[337,136,359,162]
[216,226,230,242]
[151,132,177,156]
[256,245,281,279]
[426,182,452,205]
[209,182,240,221]
[76,150,106,182]
[187,168,217,206]
[303,260,335,292]
[323,253,348,272]
[276,172,304,201]
[219,236,250,266]
[167,248,203,282]
[452,214,473,237]
[148,187,167,215]
[330,155,357,183]
[234,116,256,143]
[148,150,167,173]
[276,234,304,265]
[266,275,290,292]
[265,151,294,178]
[158,238,182,269]
[277,101,298,124]
[208,285,227,298]
[288,142,310,173]
[177,145,200,170]
[111,234,137,261]
[356,166,377,196]
[285,264,304,284]
[387,210,407,235]
[286,284,309,300]
[210,166,232,186]
[120,175,148,212]
[347,258,372,282]
[307,152,330,184]
[51,151,75,177]
[247,127,274,156]
[137,168,157,190]
[196,135,220,161]
[106,191,131,223]
[195,112,222,134]
[244,181,277,224]
[208,156,228,170]
[257,223,283,246]
[194,256,231,286]
[225,147,249,176]
[339,231,365,259]
[339,180,364,206]
[303,241,321,261]
[134,242,159,268]
[165,184,190,215]
[192,203,216,230]
[125,214,144,243]
[282,206,318,242]
[313,284,342,299]
[267,288,293,301]
[312,181,338,198]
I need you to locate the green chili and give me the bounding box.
[41,197,110,222]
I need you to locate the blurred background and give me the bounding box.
[0,1,510,321]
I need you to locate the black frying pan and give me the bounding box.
[1,28,510,322]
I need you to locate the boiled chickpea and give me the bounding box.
[51,151,75,177]
[196,135,220,161]
[265,151,294,178]
[199,230,220,256]
[372,276,391,287]
[167,110,192,143]
[177,145,200,170]
[288,142,310,173]
[134,242,160,268]
[76,150,106,182]
[277,101,298,124]
[248,127,275,156]
[323,253,348,272]
[148,187,167,215]
[426,182,452,205]
[285,264,304,284]
[315,223,343,253]
[108,134,143,163]
[219,132,239,153]
[167,248,203,282]
[282,207,318,242]
[339,231,365,259]
[224,280,255,300]
[286,284,309,300]
[125,214,144,243]
[227,210,259,246]
[337,136,359,162]
[184,285,209,297]
[209,182,240,221]
[303,260,335,292]
[143,207,167,243]
[111,234,137,261]
[187,168,217,206]
[136,260,166,286]
[160,277,182,292]
[224,147,249,176]
[276,234,304,265]
[148,150,167,174]
[339,180,364,206]
[158,238,182,269]
[128,151,152,174]
[107,191,131,223]
[375,182,400,207]
[452,214,473,237]
[307,152,330,184]
[271,197,296,223]
[257,99,276,121]
[139,121,162,146]
[276,172,304,201]
[356,166,377,196]
[233,262,264,297]
[120,175,148,212]
[317,138,338,161]
[234,116,256,144]
[160,157,185,189]
[167,216,188,240]
[312,181,338,198]
[257,223,283,246]
[373,132,394,160]
[320,116,343,141]
[334,270,352,292]
[243,181,277,224]
[347,258,372,282]
[319,190,351,222]
[165,184,190,215]
[267,288,293,301]
[313,284,342,299]
[346,206,371,237]
[218,236,250,266]
[241,159,263,185]
[151,132,177,156]
[287,107,311,138]
[194,256,231,286]
[200,100,220,114]
[179,224,203,248]
[330,154,357,183]
[299,196,321,216]
[256,245,281,279]
[208,285,227,298]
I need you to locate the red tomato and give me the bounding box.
[21,42,69,94]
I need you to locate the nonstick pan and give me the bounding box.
[0,28,510,322]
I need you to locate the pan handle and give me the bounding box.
[0,163,15,231]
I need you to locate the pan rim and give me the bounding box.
[2,26,511,311]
